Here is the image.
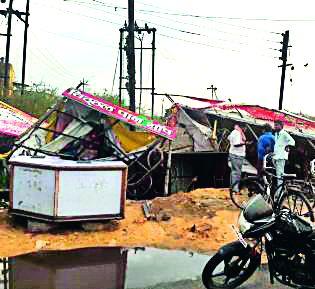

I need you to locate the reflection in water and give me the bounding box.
[0,258,9,289]
[0,247,209,289]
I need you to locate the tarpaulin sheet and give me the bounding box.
[167,94,315,137]
[110,121,156,153]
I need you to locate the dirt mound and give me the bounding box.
[0,188,239,257]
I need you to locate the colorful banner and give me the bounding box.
[0,101,37,137]
[169,93,315,136]
[205,103,315,135]
[62,88,177,140]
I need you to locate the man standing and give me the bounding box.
[273,120,295,198]
[228,123,249,193]
[257,123,275,173]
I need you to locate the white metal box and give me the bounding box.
[9,156,127,222]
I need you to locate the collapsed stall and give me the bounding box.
[8,88,176,200]
[165,97,315,193]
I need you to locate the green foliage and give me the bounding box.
[0,174,7,190]
[0,160,8,190]
[93,88,128,107]
[1,85,60,118]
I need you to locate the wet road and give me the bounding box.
[234,266,291,289]
[0,247,293,289]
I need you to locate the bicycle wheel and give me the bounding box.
[230,178,264,209]
[278,189,314,222]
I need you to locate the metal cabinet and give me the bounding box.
[9,156,127,222]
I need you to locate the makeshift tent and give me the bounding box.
[164,97,315,193]
[9,88,176,199]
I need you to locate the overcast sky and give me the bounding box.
[1,0,315,116]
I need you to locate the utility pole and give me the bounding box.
[81,78,88,92]
[1,0,30,95]
[207,84,217,100]
[278,30,290,110]
[151,28,156,117]
[119,24,156,116]
[127,0,136,112]
[4,0,13,90]
[21,0,30,95]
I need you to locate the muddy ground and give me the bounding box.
[0,188,240,257]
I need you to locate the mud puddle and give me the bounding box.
[0,246,293,289]
[0,247,211,289]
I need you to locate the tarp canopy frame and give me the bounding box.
[9,97,167,199]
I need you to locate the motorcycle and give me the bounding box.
[202,194,315,289]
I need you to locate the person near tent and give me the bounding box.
[273,120,295,199]
[257,123,275,174]
[227,123,251,193]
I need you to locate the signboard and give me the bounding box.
[0,101,37,137]
[62,88,177,140]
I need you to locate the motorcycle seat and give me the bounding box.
[244,194,274,223]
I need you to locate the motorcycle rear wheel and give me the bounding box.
[202,241,261,289]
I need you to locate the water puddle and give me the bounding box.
[0,247,210,289]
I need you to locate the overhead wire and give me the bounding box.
[64,0,280,56]
[36,0,281,70]
[33,0,122,26]
[111,47,119,95]
[80,0,281,37]
[29,30,79,79]
[82,0,295,33]
[35,27,116,49]
[62,0,281,48]
[28,49,74,82]
[137,9,278,42]
[158,33,278,58]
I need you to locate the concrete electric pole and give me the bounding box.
[127,0,136,112]
[278,30,290,110]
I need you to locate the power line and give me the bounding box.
[82,0,307,30]
[28,49,74,81]
[34,0,122,26]
[111,47,119,94]
[29,30,79,78]
[158,33,277,58]
[137,9,281,35]
[39,1,280,58]
[33,1,281,62]
[208,19,281,35]
[63,1,279,49]
[138,9,277,41]
[35,27,116,49]
[141,18,279,49]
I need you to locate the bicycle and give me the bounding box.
[289,158,315,208]
[230,154,314,222]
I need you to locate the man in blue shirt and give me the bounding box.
[257,123,275,173]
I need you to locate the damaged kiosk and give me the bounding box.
[8,88,176,223]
